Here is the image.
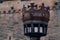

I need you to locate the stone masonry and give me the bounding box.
[0,0,60,40]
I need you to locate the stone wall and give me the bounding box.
[0,0,60,40]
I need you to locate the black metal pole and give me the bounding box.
[30,37,40,40]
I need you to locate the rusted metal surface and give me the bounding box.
[22,3,50,22]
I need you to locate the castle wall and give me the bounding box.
[0,0,60,40]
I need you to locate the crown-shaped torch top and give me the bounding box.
[22,3,50,22]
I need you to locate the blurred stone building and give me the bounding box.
[0,0,60,40]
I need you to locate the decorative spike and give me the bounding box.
[42,3,44,6]
[22,5,26,12]
[28,3,37,8]
[39,3,46,10]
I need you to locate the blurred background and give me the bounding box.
[0,0,60,40]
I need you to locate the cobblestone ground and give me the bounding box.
[0,0,60,40]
